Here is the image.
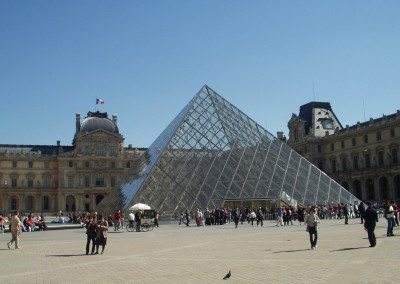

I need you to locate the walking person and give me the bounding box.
[343,203,349,225]
[184,210,190,227]
[358,202,365,224]
[297,205,305,225]
[7,211,21,249]
[135,210,141,232]
[385,200,395,237]
[363,201,378,247]
[85,216,97,255]
[233,208,240,228]
[179,211,184,226]
[94,215,108,254]
[154,211,159,228]
[305,206,320,250]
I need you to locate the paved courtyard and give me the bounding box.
[0,218,398,284]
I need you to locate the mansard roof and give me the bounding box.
[0,144,74,156]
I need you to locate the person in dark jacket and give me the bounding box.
[85,216,97,255]
[358,202,365,224]
[363,201,378,247]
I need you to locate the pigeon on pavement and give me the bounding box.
[223,270,231,280]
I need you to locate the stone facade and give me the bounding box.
[0,111,145,214]
[287,102,400,202]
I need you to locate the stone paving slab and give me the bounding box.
[0,218,398,284]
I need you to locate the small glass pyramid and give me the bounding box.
[99,85,359,216]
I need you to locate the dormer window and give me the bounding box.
[321,119,334,130]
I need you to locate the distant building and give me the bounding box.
[0,111,145,214]
[287,102,400,202]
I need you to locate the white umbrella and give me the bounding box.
[129,203,151,211]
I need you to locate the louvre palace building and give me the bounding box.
[0,111,145,214]
[287,102,400,202]
[0,88,398,216]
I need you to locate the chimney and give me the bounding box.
[112,114,117,125]
[276,132,286,142]
[76,113,81,132]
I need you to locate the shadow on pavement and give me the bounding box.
[273,248,310,253]
[330,247,368,252]
[46,254,87,257]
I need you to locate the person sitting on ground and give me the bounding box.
[38,214,47,231]
[26,216,35,232]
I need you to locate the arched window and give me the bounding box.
[126,162,131,168]
[366,179,375,200]
[379,177,390,200]
[10,196,18,211]
[394,175,400,199]
[353,180,362,200]
[42,196,50,211]
[66,195,76,212]
[25,195,34,211]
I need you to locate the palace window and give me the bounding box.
[43,175,50,188]
[126,162,131,168]
[111,161,116,169]
[42,196,50,211]
[11,178,17,188]
[342,158,347,171]
[341,141,345,149]
[85,161,90,168]
[67,176,74,188]
[364,134,369,144]
[376,132,381,141]
[353,156,359,170]
[28,161,33,168]
[95,173,104,187]
[10,196,18,211]
[392,148,398,164]
[12,161,17,168]
[83,145,90,155]
[331,159,337,173]
[390,128,395,138]
[331,143,334,151]
[84,175,90,188]
[27,176,34,188]
[109,144,116,156]
[317,145,322,153]
[365,154,371,168]
[68,161,73,168]
[352,138,356,146]
[44,161,49,169]
[378,151,384,166]
[96,145,104,156]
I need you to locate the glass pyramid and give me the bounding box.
[99,85,359,216]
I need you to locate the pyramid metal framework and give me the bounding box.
[100,85,359,216]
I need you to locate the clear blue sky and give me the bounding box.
[1,1,399,147]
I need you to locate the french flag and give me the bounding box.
[96,98,105,104]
